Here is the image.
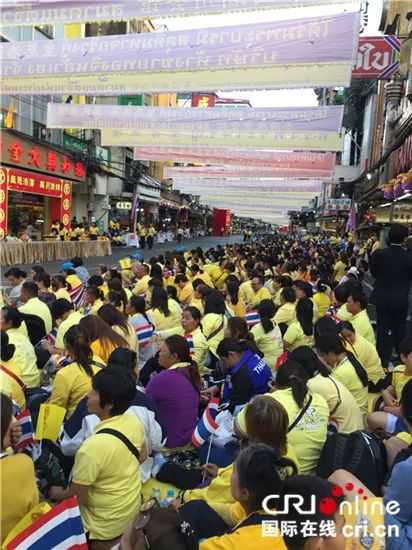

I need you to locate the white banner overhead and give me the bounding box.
[172,178,323,191]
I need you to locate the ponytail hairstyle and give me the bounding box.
[107,278,128,311]
[276,360,309,409]
[151,287,170,317]
[166,285,180,305]
[216,336,259,358]
[289,346,330,379]
[64,325,94,378]
[0,331,16,362]
[315,332,368,387]
[128,295,155,329]
[296,297,314,337]
[258,299,276,334]
[85,285,104,302]
[98,304,130,335]
[226,318,262,356]
[226,279,240,306]
[106,290,124,311]
[316,279,330,293]
[163,335,202,393]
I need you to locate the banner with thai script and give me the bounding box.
[1,63,352,95]
[164,166,330,179]
[134,147,336,172]
[101,128,344,151]
[1,12,360,94]
[0,0,360,26]
[353,36,400,79]
[173,179,323,193]
[46,104,344,133]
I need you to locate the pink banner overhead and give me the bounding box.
[2,12,360,78]
[47,104,343,133]
[0,0,360,26]
[164,165,332,179]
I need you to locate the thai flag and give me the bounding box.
[55,355,72,370]
[69,284,85,309]
[135,323,154,348]
[4,497,87,550]
[324,305,341,324]
[246,310,260,327]
[185,334,195,357]
[14,409,34,451]
[192,398,220,448]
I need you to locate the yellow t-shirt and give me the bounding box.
[336,303,353,321]
[333,357,368,415]
[190,298,204,315]
[132,275,150,297]
[0,455,38,543]
[53,288,72,302]
[312,292,331,318]
[239,280,252,305]
[19,297,52,334]
[72,413,145,540]
[192,272,213,287]
[66,273,83,289]
[202,313,226,357]
[6,328,39,388]
[333,260,347,282]
[50,360,101,418]
[251,322,283,371]
[0,361,26,410]
[283,321,314,350]
[237,389,329,475]
[247,286,272,308]
[89,226,99,235]
[55,311,84,351]
[352,334,385,384]
[113,323,139,354]
[228,298,246,318]
[350,309,376,345]
[274,302,296,326]
[178,283,194,306]
[392,364,412,400]
[90,339,118,364]
[148,307,178,331]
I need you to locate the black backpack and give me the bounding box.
[316,430,387,496]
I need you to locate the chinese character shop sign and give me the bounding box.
[0,166,72,239]
[1,130,85,182]
[353,36,400,79]
[192,94,216,108]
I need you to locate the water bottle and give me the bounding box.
[166,489,175,504]
[152,486,161,505]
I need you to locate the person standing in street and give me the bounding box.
[370,224,412,366]
[147,224,156,250]
[138,223,146,250]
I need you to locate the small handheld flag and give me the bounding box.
[245,310,260,327]
[134,323,154,348]
[69,284,86,309]
[192,398,220,448]
[184,334,195,357]
[14,409,34,451]
[4,497,87,550]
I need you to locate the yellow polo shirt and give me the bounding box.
[228,298,246,318]
[0,360,26,410]
[239,280,252,304]
[66,273,83,289]
[351,334,385,384]
[336,304,353,321]
[190,298,204,315]
[333,261,347,282]
[55,310,84,351]
[283,322,314,350]
[274,302,296,326]
[73,413,145,540]
[53,288,72,302]
[19,296,52,334]
[350,309,375,345]
[132,275,150,297]
[333,357,368,415]
[148,308,178,331]
[202,313,226,357]
[247,287,272,308]
[192,272,213,287]
[391,365,412,401]
[6,328,39,388]
[178,283,194,306]
[50,360,101,418]
[251,322,283,371]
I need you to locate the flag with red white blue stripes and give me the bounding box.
[4,497,87,550]
[69,284,86,309]
[184,334,195,357]
[135,323,154,348]
[245,310,260,327]
[192,398,220,448]
[14,409,34,451]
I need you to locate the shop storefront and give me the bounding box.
[0,130,85,239]
[137,174,161,226]
[159,187,181,230]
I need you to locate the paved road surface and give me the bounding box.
[1,235,243,284]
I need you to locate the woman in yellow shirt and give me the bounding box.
[225,279,246,318]
[50,325,102,418]
[79,315,128,364]
[51,275,72,302]
[312,280,331,318]
[82,285,104,315]
[315,332,369,416]
[98,304,138,354]
[283,297,315,351]
[148,287,178,331]
[0,394,39,544]
[251,299,283,372]
[0,331,26,410]
[202,291,227,364]
[333,251,348,283]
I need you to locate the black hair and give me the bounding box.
[51,298,74,320]
[191,278,206,291]
[85,285,104,302]
[204,290,226,315]
[388,224,409,245]
[71,257,83,267]
[175,274,189,284]
[289,346,330,378]
[92,368,136,416]
[5,267,27,279]
[399,337,412,357]
[293,280,313,298]
[107,278,128,311]
[226,279,240,306]
[0,331,16,362]
[338,320,355,333]
[216,336,257,357]
[401,379,412,425]
[184,306,202,324]
[317,278,329,293]
[295,297,313,337]
[64,325,94,377]
[151,287,170,317]
[98,304,130,335]
[315,332,368,386]
[166,285,180,303]
[33,271,51,288]
[281,287,296,304]
[349,289,368,310]
[31,265,45,275]
[1,392,13,450]
[129,295,155,329]
[276,360,308,408]
[278,475,344,549]
[314,316,340,338]
[21,281,39,298]
[51,274,69,290]
[333,280,362,305]
[163,335,202,392]
[1,306,23,328]
[106,290,124,310]
[258,299,276,334]
[107,347,138,377]
[236,444,294,511]
[88,274,104,287]
[150,264,163,280]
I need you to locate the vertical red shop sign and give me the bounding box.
[0,167,8,239]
